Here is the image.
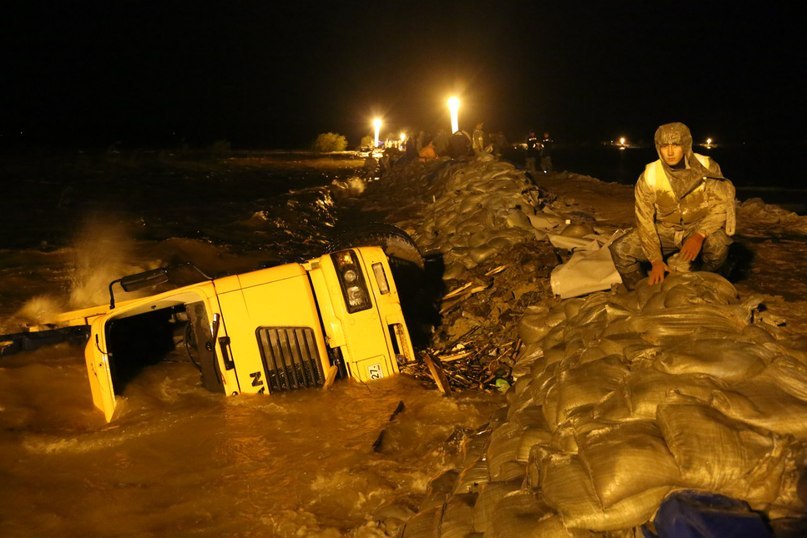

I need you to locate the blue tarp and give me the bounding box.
[645,490,772,538]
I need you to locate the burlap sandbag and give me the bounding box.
[544,356,629,426]
[576,420,682,508]
[653,338,773,382]
[438,493,477,538]
[472,479,522,534]
[711,378,807,437]
[625,369,728,419]
[657,402,788,506]
[540,452,670,531]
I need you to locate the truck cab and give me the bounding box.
[38,246,415,421]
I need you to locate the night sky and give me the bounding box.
[3,1,805,149]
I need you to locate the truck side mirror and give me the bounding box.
[108,267,170,309]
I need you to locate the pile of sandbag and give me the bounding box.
[363,158,575,281]
[405,272,807,536]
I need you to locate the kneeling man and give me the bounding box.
[610,122,736,288]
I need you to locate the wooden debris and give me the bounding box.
[484,264,509,277]
[422,352,452,394]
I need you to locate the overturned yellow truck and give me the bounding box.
[11,244,417,421]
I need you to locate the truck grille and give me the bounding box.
[256,327,325,392]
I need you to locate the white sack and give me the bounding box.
[550,242,622,298]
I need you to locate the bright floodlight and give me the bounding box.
[448,97,460,134]
[619,137,627,146]
[373,118,382,147]
[706,137,713,146]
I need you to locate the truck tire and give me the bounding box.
[328,223,424,269]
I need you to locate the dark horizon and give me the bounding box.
[3,2,805,151]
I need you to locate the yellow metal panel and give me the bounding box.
[84,317,117,422]
[216,272,329,394]
[317,248,403,378]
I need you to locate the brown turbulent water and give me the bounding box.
[0,151,504,537]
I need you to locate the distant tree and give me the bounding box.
[313,132,348,152]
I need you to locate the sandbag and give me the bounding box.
[472,479,522,534]
[625,369,728,419]
[654,338,772,382]
[546,356,629,426]
[488,490,551,538]
[540,453,670,531]
[576,420,681,508]
[550,242,622,298]
[438,493,477,538]
[657,402,788,505]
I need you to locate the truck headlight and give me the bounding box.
[331,250,372,313]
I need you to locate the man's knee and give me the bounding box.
[700,230,732,270]
[610,230,645,271]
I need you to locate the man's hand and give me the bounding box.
[648,259,668,285]
[680,233,705,262]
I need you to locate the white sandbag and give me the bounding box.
[550,243,622,298]
[627,305,749,343]
[518,306,552,344]
[576,420,681,508]
[486,421,528,481]
[516,426,554,462]
[401,505,441,538]
[657,402,788,505]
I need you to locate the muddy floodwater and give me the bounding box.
[0,151,504,537]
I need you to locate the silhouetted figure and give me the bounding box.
[540,131,554,173]
[525,131,541,175]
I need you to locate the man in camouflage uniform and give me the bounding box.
[610,122,736,289]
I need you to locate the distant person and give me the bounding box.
[404,135,418,162]
[610,122,736,289]
[472,122,488,154]
[525,131,542,175]
[540,131,554,173]
[418,138,438,162]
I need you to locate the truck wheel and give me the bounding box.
[328,223,424,269]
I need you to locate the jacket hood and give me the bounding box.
[653,122,709,199]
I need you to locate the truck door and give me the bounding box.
[84,316,117,422]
